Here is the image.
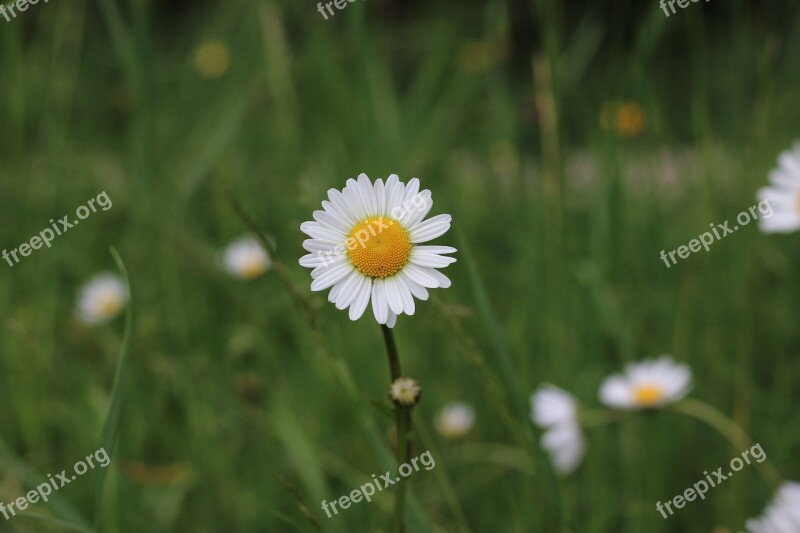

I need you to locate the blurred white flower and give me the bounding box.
[298,174,456,328]
[435,402,475,439]
[530,385,585,474]
[599,356,691,410]
[745,481,800,533]
[75,273,127,325]
[222,237,271,280]
[757,141,800,233]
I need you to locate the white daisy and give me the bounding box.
[757,141,800,233]
[298,174,456,327]
[435,402,475,439]
[221,236,271,280]
[745,481,800,533]
[530,385,585,474]
[598,355,691,410]
[75,273,128,325]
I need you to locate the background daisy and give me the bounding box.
[599,356,692,410]
[221,236,271,280]
[757,141,800,233]
[75,273,128,325]
[745,481,800,532]
[299,174,456,327]
[531,385,585,474]
[435,402,475,439]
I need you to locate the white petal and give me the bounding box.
[531,385,577,427]
[302,239,337,253]
[760,212,800,234]
[542,423,585,474]
[598,376,634,409]
[394,276,415,315]
[313,209,351,233]
[299,253,327,268]
[409,250,457,268]
[334,271,365,310]
[343,180,369,221]
[349,279,372,320]
[398,271,429,301]
[311,256,347,278]
[300,222,346,242]
[413,245,457,255]
[383,276,404,315]
[426,268,452,289]
[386,312,397,328]
[409,214,452,243]
[374,178,386,218]
[310,263,352,291]
[401,263,440,288]
[358,173,378,214]
[401,190,433,228]
[385,176,406,219]
[371,279,389,324]
[327,189,359,225]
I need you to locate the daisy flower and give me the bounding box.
[75,273,128,325]
[745,481,800,533]
[599,355,691,410]
[435,402,475,439]
[221,236,271,280]
[298,174,456,327]
[530,385,585,474]
[757,141,800,233]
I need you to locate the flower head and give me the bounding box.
[389,377,421,407]
[435,402,475,439]
[194,40,230,79]
[221,236,271,280]
[299,174,456,328]
[599,355,691,410]
[757,141,800,233]
[530,385,585,474]
[745,481,800,532]
[75,273,128,325]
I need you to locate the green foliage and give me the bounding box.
[1,0,799,531]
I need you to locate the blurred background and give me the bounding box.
[1,0,800,531]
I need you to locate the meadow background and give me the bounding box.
[1,0,800,531]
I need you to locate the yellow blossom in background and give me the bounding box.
[194,40,230,79]
[600,101,645,138]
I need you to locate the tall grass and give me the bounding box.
[0,0,799,531]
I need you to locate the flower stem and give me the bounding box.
[380,325,411,533]
[672,398,783,488]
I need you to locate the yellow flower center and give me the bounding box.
[633,384,664,407]
[97,294,121,318]
[239,258,266,280]
[347,216,411,279]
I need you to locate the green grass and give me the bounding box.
[1,0,799,531]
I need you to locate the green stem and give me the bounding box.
[671,398,782,488]
[380,325,411,533]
